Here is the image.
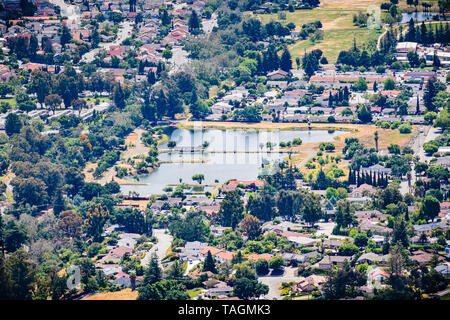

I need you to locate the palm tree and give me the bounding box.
[374,131,379,152]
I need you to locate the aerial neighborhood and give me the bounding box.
[0,0,449,301]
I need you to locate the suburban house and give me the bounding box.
[317,255,352,269]
[296,275,327,293]
[267,69,289,80]
[180,241,208,262]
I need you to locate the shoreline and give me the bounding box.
[176,120,359,133]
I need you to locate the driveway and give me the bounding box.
[140,228,173,267]
[259,267,303,300]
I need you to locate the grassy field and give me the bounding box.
[320,0,439,11]
[252,6,383,63]
[0,98,17,107]
[289,27,382,64]
[82,288,138,300]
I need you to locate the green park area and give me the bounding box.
[253,8,383,63]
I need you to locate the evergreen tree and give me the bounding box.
[53,188,65,216]
[405,18,416,42]
[424,79,437,112]
[218,190,244,229]
[416,95,420,115]
[113,84,126,109]
[203,251,217,273]
[188,10,202,34]
[143,253,162,285]
[279,48,292,72]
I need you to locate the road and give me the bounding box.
[169,46,191,74]
[140,228,173,267]
[399,125,442,195]
[81,21,133,63]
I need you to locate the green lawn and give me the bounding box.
[0,97,17,107]
[252,8,383,63]
[81,96,111,103]
[187,288,203,299]
[289,28,382,64]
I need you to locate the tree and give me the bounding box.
[52,188,65,216]
[138,280,189,300]
[10,177,48,207]
[269,256,284,272]
[3,221,27,253]
[247,192,276,222]
[279,48,292,72]
[238,214,262,240]
[357,104,372,123]
[354,77,368,91]
[60,25,72,46]
[374,131,379,152]
[192,174,205,184]
[322,265,366,299]
[302,192,322,226]
[190,97,210,119]
[169,210,210,242]
[188,9,202,34]
[143,253,162,285]
[391,218,409,248]
[420,195,440,222]
[434,108,450,130]
[384,78,396,90]
[166,259,184,280]
[302,52,319,77]
[338,243,359,256]
[203,251,217,273]
[72,99,87,115]
[84,202,110,242]
[218,190,244,229]
[0,83,13,98]
[335,200,355,230]
[162,47,173,60]
[424,111,438,124]
[2,249,36,300]
[5,113,22,136]
[57,210,83,239]
[423,79,437,112]
[80,182,104,201]
[44,94,62,114]
[233,272,268,299]
[113,84,126,109]
[255,259,269,275]
[354,233,368,247]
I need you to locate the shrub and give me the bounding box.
[398,123,412,134]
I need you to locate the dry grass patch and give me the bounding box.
[82,288,138,300]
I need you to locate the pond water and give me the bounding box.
[120,128,346,196]
[400,11,449,24]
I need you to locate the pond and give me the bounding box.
[120,128,346,196]
[400,11,449,24]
